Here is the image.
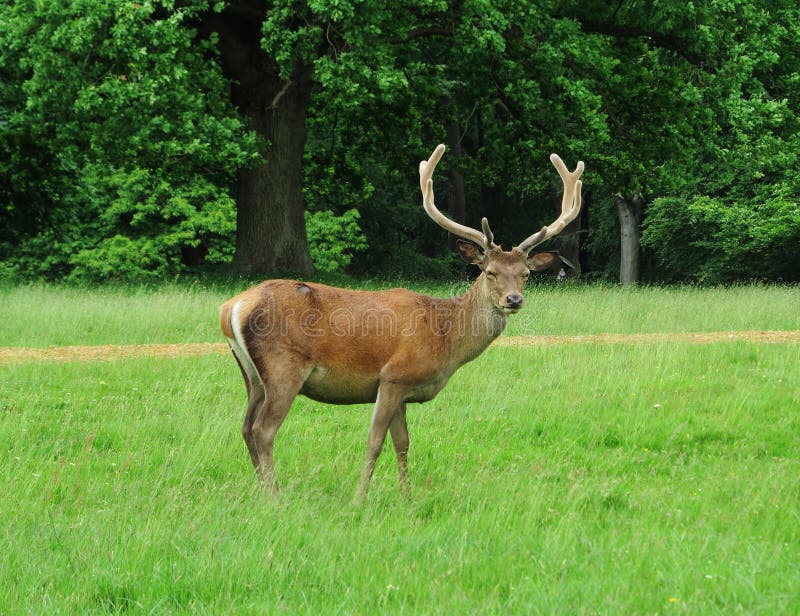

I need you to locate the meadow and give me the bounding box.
[1,282,799,613]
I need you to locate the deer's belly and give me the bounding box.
[299,366,380,404]
[298,364,453,406]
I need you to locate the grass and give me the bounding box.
[1,282,799,612]
[0,281,798,347]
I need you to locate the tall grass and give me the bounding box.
[1,282,798,347]
[1,283,799,612]
[510,282,800,335]
[2,329,800,610]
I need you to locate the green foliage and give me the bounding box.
[643,192,800,282]
[2,0,800,282]
[639,1,800,282]
[66,167,238,281]
[0,0,257,281]
[304,208,367,272]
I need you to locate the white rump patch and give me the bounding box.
[228,301,262,388]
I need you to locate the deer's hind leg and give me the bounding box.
[250,354,312,495]
[227,340,263,469]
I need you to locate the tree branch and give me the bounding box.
[577,19,709,68]
[387,26,452,45]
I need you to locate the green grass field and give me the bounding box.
[1,282,799,613]
[1,281,799,347]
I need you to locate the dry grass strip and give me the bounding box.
[1,331,798,365]
[0,342,228,364]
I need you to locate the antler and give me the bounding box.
[420,144,497,251]
[516,154,584,255]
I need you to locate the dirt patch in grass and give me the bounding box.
[0,342,227,364]
[1,330,798,365]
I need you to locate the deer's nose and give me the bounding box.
[505,293,524,309]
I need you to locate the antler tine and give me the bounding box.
[420,144,489,250]
[516,154,584,255]
[481,217,498,249]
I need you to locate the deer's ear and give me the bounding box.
[526,251,560,271]
[456,240,485,265]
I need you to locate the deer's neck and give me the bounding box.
[447,273,508,366]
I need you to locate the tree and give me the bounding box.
[0,0,257,280]
[567,0,800,283]
[201,0,463,274]
[551,1,717,283]
[201,2,315,274]
[640,2,800,282]
[2,0,798,282]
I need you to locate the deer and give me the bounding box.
[220,144,584,502]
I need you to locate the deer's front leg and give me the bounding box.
[354,383,407,504]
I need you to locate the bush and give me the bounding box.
[643,192,800,282]
[0,0,254,282]
[305,208,367,273]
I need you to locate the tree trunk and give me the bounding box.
[614,193,642,284]
[204,4,315,276]
[233,68,315,274]
[445,121,467,251]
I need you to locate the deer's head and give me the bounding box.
[419,145,584,314]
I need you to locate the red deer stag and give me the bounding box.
[220,144,584,501]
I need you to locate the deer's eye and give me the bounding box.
[486,271,497,279]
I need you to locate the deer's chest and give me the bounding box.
[403,370,455,403]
